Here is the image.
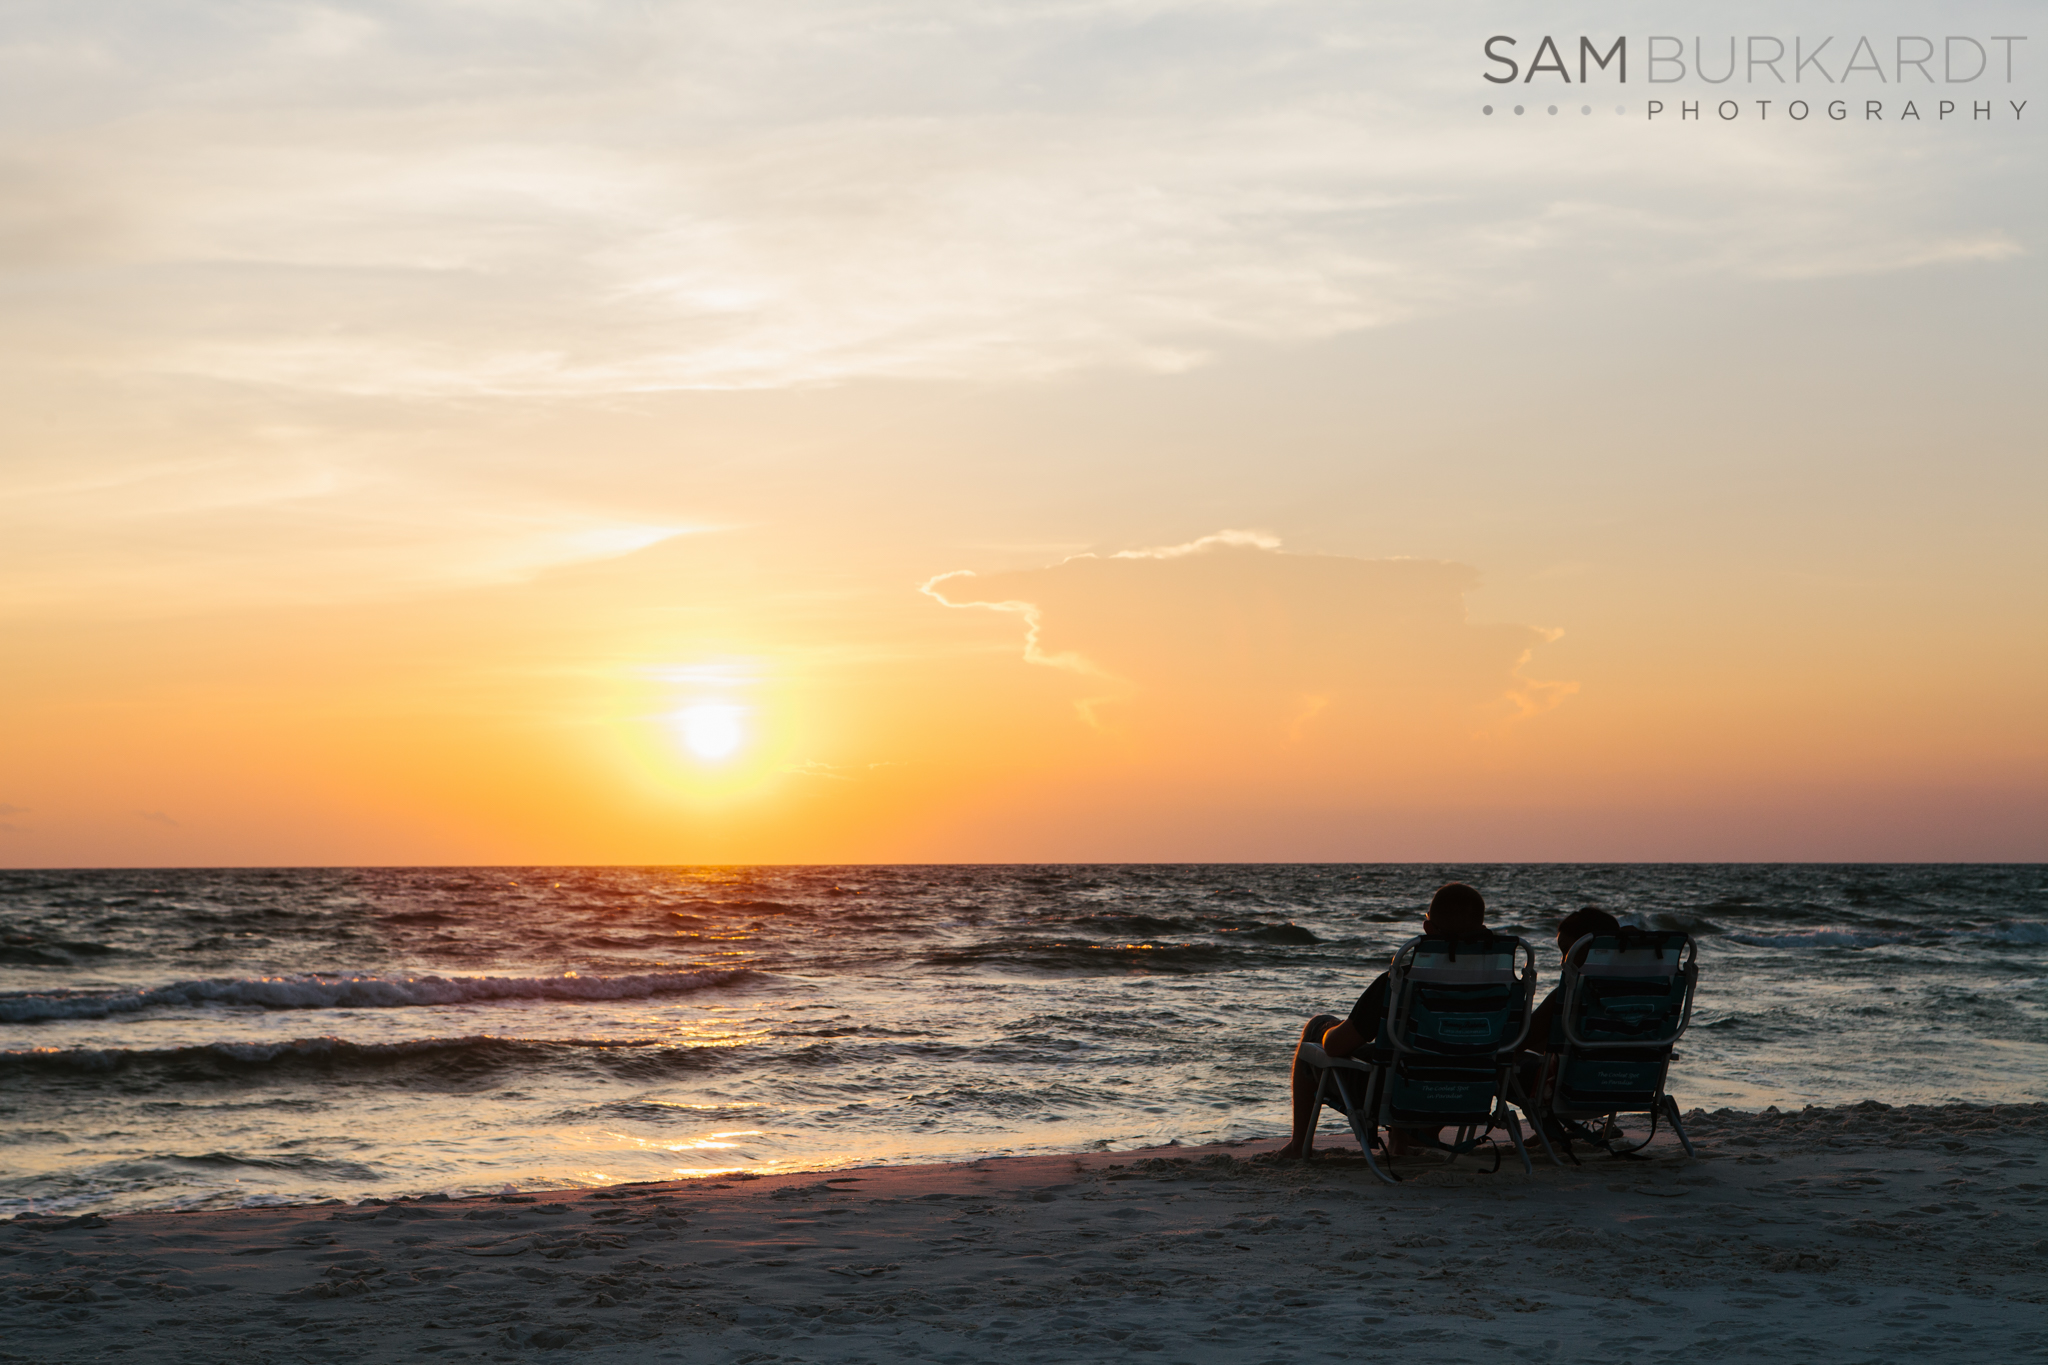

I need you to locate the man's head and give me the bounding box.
[1422,882,1486,938]
[1555,907,1622,953]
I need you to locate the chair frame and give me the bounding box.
[1514,930,1699,1166]
[1299,934,1538,1185]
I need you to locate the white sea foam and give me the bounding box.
[0,968,753,1023]
[1726,921,2048,951]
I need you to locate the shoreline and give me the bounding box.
[3,1101,2044,1363]
[13,1095,2047,1222]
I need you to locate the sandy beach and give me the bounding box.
[2,1102,2043,1364]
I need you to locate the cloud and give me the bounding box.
[3,3,2031,623]
[0,803,26,817]
[135,810,180,827]
[0,2,2028,398]
[1109,529,1281,561]
[925,535,1572,767]
[0,426,698,617]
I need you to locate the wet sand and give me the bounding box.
[3,1102,2043,1364]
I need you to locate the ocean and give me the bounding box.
[2,864,2043,1217]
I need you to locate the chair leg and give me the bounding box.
[1341,1108,1382,1171]
[1513,1095,1565,1168]
[1664,1094,1696,1158]
[1350,1070,1399,1185]
[1500,1104,1534,1175]
[1357,1131,1398,1185]
[1330,1069,1372,1163]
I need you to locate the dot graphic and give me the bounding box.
[1548,105,1558,115]
[1483,105,1494,115]
[1514,104,1524,115]
[1616,105,1625,115]
[1581,105,1591,115]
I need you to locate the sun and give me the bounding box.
[676,704,745,761]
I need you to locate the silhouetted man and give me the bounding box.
[1272,881,1488,1160]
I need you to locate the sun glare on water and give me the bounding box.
[676,704,746,760]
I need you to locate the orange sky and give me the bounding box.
[2,3,2043,864]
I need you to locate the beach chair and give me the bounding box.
[1298,932,1538,1184]
[1514,928,1699,1165]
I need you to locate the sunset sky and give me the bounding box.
[2,0,2042,865]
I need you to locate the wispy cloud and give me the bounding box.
[2,1,2035,629]
[1108,529,1280,561]
[0,461,696,616]
[0,2,2028,399]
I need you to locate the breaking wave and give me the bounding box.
[919,939,1240,974]
[0,1033,730,1078]
[1725,929,1927,949]
[1623,912,1727,936]
[1725,921,2048,951]
[0,968,755,1024]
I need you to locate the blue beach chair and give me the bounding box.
[1298,932,1539,1184]
[1514,929,1699,1164]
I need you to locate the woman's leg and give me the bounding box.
[1274,1014,1343,1158]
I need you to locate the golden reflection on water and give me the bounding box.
[597,1129,763,1156]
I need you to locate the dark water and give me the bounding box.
[2,864,2043,1215]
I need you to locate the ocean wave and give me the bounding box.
[0,967,754,1023]
[149,1151,385,1180]
[1724,921,2048,951]
[0,1033,730,1079]
[921,940,1241,974]
[1624,912,1727,936]
[1725,929,1926,949]
[1054,913,1318,944]
[1222,923,1320,944]
[1061,913,1196,936]
[673,899,803,916]
[0,937,118,965]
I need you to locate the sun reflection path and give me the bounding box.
[577,1130,783,1182]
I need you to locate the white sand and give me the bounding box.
[3,1102,2043,1364]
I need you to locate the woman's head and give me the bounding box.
[1555,906,1622,952]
